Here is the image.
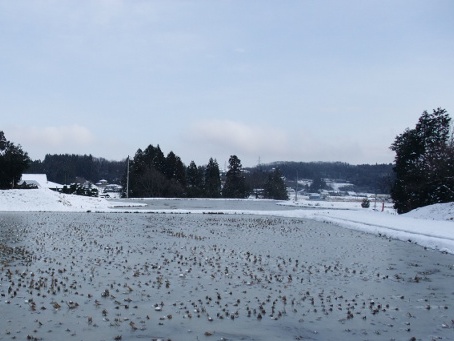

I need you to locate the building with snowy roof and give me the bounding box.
[20,174,63,190]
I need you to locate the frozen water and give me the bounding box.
[1,210,453,340]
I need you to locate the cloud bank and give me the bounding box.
[9,124,95,158]
[183,119,393,167]
[188,119,289,154]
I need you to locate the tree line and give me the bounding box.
[126,145,288,199]
[26,152,393,196]
[24,150,393,196]
[22,143,288,200]
[28,154,125,185]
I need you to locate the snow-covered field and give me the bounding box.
[0,188,453,254]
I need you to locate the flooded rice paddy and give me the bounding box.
[1,208,453,340]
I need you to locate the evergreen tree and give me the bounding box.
[134,165,167,197]
[165,151,178,180]
[186,161,204,197]
[263,168,288,200]
[204,158,221,198]
[0,131,31,189]
[128,145,185,197]
[309,176,327,192]
[154,145,167,174]
[390,108,454,213]
[163,151,186,197]
[245,167,269,198]
[223,155,248,198]
[141,144,166,174]
[173,155,187,189]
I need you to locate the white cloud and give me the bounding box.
[8,124,95,158]
[24,125,93,146]
[188,119,289,155]
[182,119,395,167]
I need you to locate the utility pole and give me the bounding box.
[295,171,298,202]
[374,189,377,210]
[126,156,130,199]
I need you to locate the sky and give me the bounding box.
[1,0,453,168]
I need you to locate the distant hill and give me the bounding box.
[246,161,393,194]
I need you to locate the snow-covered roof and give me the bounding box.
[21,174,63,189]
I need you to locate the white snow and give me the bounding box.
[0,188,141,212]
[0,188,453,254]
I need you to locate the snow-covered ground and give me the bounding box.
[0,188,136,212]
[1,188,453,254]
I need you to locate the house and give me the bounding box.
[308,193,326,201]
[96,179,108,186]
[20,174,63,190]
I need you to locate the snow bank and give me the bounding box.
[0,188,115,212]
[404,201,454,221]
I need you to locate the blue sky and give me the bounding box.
[1,1,453,168]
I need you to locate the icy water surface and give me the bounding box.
[112,198,306,211]
[1,210,453,341]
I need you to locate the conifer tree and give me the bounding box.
[165,151,178,180]
[309,176,327,193]
[204,158,221,198]
[263,168,288,200]
[186,161,204,197]
[390,108,454,213]
[0,131,31,189]
[222,155,248,198]
[129,145,185,197]
[163,151,186,197]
